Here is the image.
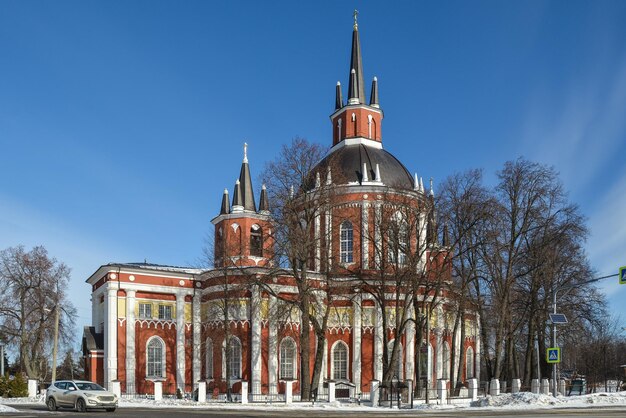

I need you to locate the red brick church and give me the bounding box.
[83,16,480,397]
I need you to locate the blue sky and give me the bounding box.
[1,0,626,346]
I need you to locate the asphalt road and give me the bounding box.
[4,404,626,418]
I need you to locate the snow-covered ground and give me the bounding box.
[1,391,626,412]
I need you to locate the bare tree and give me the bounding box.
[0,245,76,379]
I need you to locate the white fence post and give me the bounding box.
[109,381,121,398]
[511,379,521,394]
[558,379,566,396]
[531,379,539,394]
[468,378,478,401]
[370,380,380,407]
[540,379,549,395]
[500,380,507,394]
[328,381,336,402]
[437,379,447,404]
[284,380,294,404]
[241,381,248,404]
[153,381,162,401]
[489,378,500,396]
[27,379,37,398]
[197,381,206,402]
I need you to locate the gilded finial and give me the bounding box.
[353,9,358,30]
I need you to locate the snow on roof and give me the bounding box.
[108,262,206,275]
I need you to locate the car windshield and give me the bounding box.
[75,382,105,391]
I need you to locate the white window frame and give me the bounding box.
[146,336,166,379]
[279,337,297,380]
[205,337,214,379]
[222,336,242,380]
[139,303,152,319]
[340,220,354,264]
[331,341,349,381]
[466,346,474,379]
[158,304,172,320]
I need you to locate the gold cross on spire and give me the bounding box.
[353,9,358,30]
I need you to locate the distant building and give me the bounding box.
[83,17,479,397]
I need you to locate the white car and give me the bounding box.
[46,380,118,412]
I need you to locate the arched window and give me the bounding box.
[466,347,474,379]
[279,337,297,380]
[388,340,403,379]
[146,336,165,378]
[442,342,450,380]
[388,212,408,266]
[332,341,348,380]
[250,224,263,257]
[419,342,432,381]
[223,336,242,379]
[205,337,213,379]
[340,221,354,263]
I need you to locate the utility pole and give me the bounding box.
[51,304,60,382]
[0,343,4,376]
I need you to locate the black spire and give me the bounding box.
[220,188,230,215]
[232,179,243,211]
[369,76,379,108]
[258,184,269,213]
[335,81,343,110]
[238,143,257,212]
[347,10,365,105]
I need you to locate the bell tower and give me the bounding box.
[330,10,383,147]
[211,144,273,267]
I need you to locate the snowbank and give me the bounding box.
[0,404,19,413]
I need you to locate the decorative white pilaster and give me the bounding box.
[314,214,321,271]
[352,297,362,391]
[362,202,369,269]
[268,295,278,394]
[374,203,382,267]
[475,313,481,383]
[435,309,443,380]
[192,293,201,388]
[319,339,328,395]
[453,316,462,385]
[405,307,415,382]
[125,289,136,392]
[104,283,118,390]
[374,304,383,381]
[176,293,186,392]
[251,286,262,394]
[325,209,332,267]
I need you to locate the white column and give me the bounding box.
[192,293,201,388]
[406,307,415,382]
[176,293,186,392]
[104,283,119,390]
[241,381,249,404]
[374,204,381,267]
[314,213,321,271]
[325,209,332,267]
[374,304,383,381]
[361,202,369,269]
[475,313,481,383]
[437,379,447,403]
[318,340,328,395]
[268,295,278,394]
[435,309,443,380]
[453,316,461,385]
[125,289,136,393]
[251,286,262,394]
[352,298,362,391]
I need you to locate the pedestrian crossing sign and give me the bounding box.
[620,266,626,285]
[547,347,561,363]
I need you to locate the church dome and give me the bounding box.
[311,143,415,190]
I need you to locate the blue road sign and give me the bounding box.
[620,266,626,285]
[547,347,561,363]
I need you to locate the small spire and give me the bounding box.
[335,81,343,110]
[347,13,365,105]
[369,76,379,108]
[315,172,321,188]
[220,188,230,215]
[362,162,369,182]
[258,184,269,213]
[348,69,359,105]
[414,173,419,191]
[238,143,256,211]
[430,177,434,196]
[420,177,424,193]
[243,142,248,163]
[375,163,381,182]
[326,167,332,185]
[232,179,243,212]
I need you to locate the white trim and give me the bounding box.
[328,137,383,154]
[329,103,382,120]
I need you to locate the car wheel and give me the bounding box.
[106,408,116,412]
[76,398,87,413]
[47,397,58,411]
